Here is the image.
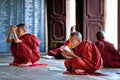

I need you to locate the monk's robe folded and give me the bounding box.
[65,41,103,73]
[48,40,69,59]
[95,40,120,68]
[10,34,41,64]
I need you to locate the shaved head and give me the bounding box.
[17,23,27,31]
[16,23,27,37]
[70,26,76,33]
[96,31,105,40]
[70,31,82,41]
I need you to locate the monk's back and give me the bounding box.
[20,34,40,48]
[75,41,103,69]
[95,40,120,68]
[64,41,103,74]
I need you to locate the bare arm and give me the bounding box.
[69,51,79,58]
[6,27,13,43]
[61,50,79,59]
[61,51,70,59]
[12,29,22,43]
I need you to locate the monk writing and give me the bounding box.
[6,23,41,66]
[48,26,76,59]
[62,32,103,74]
[95,31,120,68]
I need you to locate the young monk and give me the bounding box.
[48,26,76,59]
[95,31,120,68]
[62,32,103,74]
[6,23,41,66]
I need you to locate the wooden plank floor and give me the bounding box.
[0,55,120,80]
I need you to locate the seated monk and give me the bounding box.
[6,23,41,66]
[62,32,103,74]
[48,26,76,59]
[95,31,120,68]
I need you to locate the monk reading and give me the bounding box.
[62,32,103,74]
[95,31,120,68]
[48,26,76,59]
[6,23,41,66]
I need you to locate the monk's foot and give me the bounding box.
[9,62,17,66]
[75,69,86,74]
[63,71,70,74]
[17,62,32,67]
[32,61,39,65]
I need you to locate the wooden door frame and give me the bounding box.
[46,0,70,51]
[46,0,105,52]
[45,0,48,52]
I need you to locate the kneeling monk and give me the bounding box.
[62,32,103,74]
[48,26,76,59]
[6,23,41,66]
[95,31,120,68]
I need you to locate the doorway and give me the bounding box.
[105,0,118,49]
[47,0,105,50]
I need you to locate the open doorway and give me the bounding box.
[105,0,118,49]
[66,0,76,40]
[76,0,83,36]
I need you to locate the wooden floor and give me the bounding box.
[0,54,120,80]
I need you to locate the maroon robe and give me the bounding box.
[95,40,120,68]
[48,40,69,59]
[65,41,103,73]
[10,34,41,64]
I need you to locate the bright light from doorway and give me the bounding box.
[66,0,76,40]
[105,0,118,48]
[70,0,76,27]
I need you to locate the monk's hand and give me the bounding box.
[61,50,72,59]
[9,25,17,32]
[15,39,22,43]
[60,46,65,51]
[69,51,79,58]
[8,26,13,32]
[10,26,22,43]
[69,51,75,56]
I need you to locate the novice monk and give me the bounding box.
[48,26,76,59]
[6,24,41,66]
[62,32,103,74]
[95,31,120,68]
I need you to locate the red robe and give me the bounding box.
[95,40,120,68]
[48,40,69,59]
[10,34,41,64]
[65,41,103,73]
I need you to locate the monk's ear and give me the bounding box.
[24,30,27,32]
[79,39,82,43]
